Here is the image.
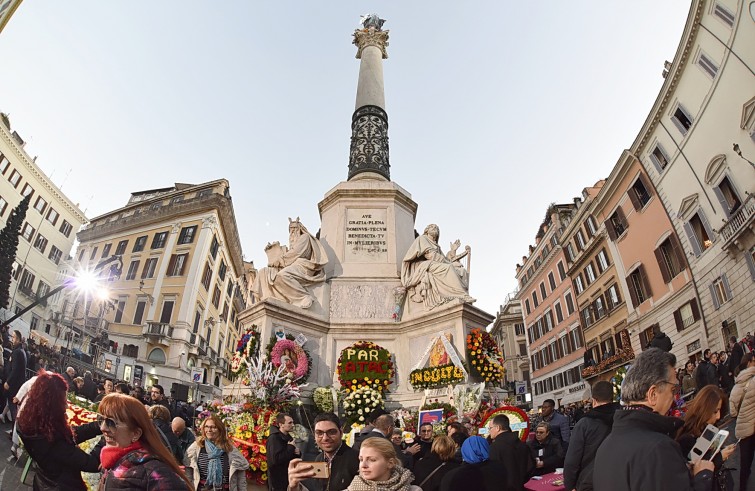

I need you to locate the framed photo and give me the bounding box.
[418,409,444,425]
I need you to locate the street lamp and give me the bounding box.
[733,143,755,169]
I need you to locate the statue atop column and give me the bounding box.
[252,218,328,309]
[401,224,475,310]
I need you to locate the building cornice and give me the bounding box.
[0,123,87,222]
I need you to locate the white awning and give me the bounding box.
[559,387,590,406]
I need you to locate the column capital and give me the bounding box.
[353,27,389,59]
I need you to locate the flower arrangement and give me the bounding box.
[409,363,466,390]
[611,365,628,402]
[231,326,261,376]
[228,409,277,485]
[343,386,383,425]
[480,405,530,442]
[314,387,335,413]
[269,339,309,382]
[337,341,394,392]
[581,331,635,378]
[466,328,505,384]
[265,334,312,383]
[391,408,417,434]
[66,401,100,491]
[245,354,306,410]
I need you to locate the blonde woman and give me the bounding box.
[184,415,249,491]
[730,353,755,491]
[346,437,420,491]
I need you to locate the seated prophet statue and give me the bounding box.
[252,218,328,309]
[401,224,474,310]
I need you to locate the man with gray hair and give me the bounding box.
[593,348,714,490]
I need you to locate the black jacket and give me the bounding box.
[6,345,26,397]
[439,460,508,491]
[563,402,621,491]
[309,442,359,491]
[266,425,297,491]
[19,421,103,491]
[593,406,713,491]
[488,431,534,491]
[527,434,564,475]
[153,418,182,463]
[695,360,718,391]
[647,332,673,352]
[729,342,745,375]
[412,453,459,491]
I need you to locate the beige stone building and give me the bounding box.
[0,113,86,337]
[490,295,531,406]
[71,180,246,398]
[633,0,755,352]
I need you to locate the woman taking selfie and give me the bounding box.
[98,393,191,490]
[346,437,420,491]
[17,370,103,490]
[675,385,736,490]
[185,414,249,491]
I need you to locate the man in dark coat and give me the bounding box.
[4,330,27,420]
[728,336,745,375]
[526,422,564,476]
[563,381,621,491]
[488,414,534,491]
[694,349,718,391]
[540,398,570,452]
[594,348,714,491]
[266,413,299,491]
[287,413,359,491]
[647,325,673,352]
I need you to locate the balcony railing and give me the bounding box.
[582,331,635,379]
[143,322,174,340]
[721,193,755,247]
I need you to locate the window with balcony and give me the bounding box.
[126,260,140,280]
[710,275,732,309]
[654,235,685,283]
[19,269,35,294]
[627,265,652,307]
[151,232,168,249]
[684,210,715,256]
[629,175,652,210]
[59,220,73,238]
[671,105,694,135]
[605,207,628,240]
[48,245,62,265]
[33,196,47,214]
[178,225,197,245]
[673,299,700,332]
[115,240,128,255]
[133,235,147,252]
[159,300,174,324]
[714,175,742,218]
[36,281,50,299]
[650,143,671,173]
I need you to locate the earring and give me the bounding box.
[132,437,138,442]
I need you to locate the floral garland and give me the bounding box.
[66,402,100,491]
[337,341,393,392]
[343,386,383,425]
[480,405,530,442]
[265,333,312,383]
[229,409,277,485]
[269,339,309,382]
[581,331,635,378]
[466,328,505,384]
[231,326,261,376]
[313,387,335,413]
[409,363,466,390]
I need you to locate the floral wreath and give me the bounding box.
[480,405,530,442]
[409,363,466,391]
[269,339,309,381]
[337,341,393,392]
[265,333,312,383]
[231,326,261,376]
[467,328,505,384]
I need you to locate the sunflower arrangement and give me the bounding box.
[466,328,505,384]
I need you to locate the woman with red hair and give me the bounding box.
[97,393,191,490]
[17,370,103,490]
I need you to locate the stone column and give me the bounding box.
[349,15,390,181]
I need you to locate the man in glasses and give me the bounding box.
[488,414,533,490]
[414,422,434,460]
[287,412,359,491]
[594,348,714,490]
[149,384,172,417]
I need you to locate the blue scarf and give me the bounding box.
[205,440,224,487]
[461,436,489,464]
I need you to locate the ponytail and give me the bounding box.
[736,353,754,377]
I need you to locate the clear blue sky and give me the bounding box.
[0,1,691,316]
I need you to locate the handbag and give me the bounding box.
[714,466,735,491]
[418,462,446,488]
